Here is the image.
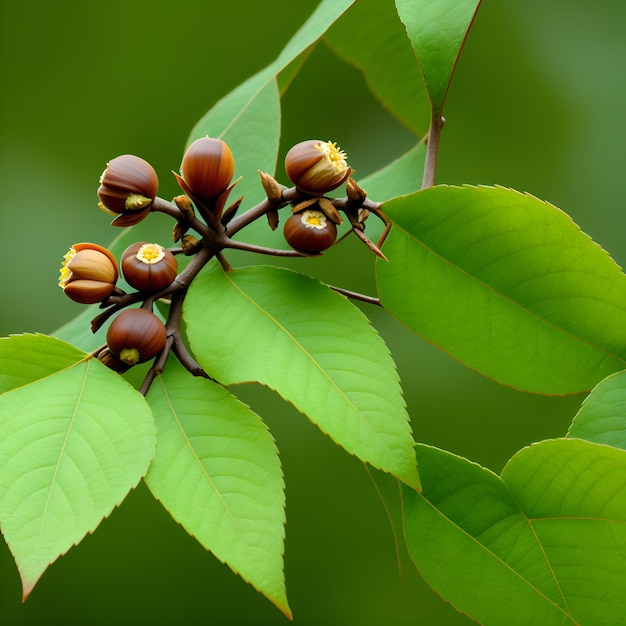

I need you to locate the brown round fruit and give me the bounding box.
[121,242,178,293]
[106,308,167,366]
[284,209,337,253]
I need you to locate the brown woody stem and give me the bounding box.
[422,113,445,189]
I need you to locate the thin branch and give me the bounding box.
[172,333,213,380]
[139,335,174,396]
[222,237,309,257]
[329,285,381,306]
[216,251,233,271]
[422,114,445,189]
[225,186,302,237]
[152,196,211,238]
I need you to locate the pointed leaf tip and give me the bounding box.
[0,357,155,597]
[145,360,289,614]
[395,0,481,114]
[184,264,419,488]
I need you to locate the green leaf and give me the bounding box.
[144,359,289,617]
[0,334,85,393]
[276,44,316,97]
[184,264,418,488]
[187,0,356,247]
[376,185,626,394]
[0,346,156,598]
[324,0,430,135]
[188,75,281,211]
[357,142,426,202]
[395,0,481,115]
[187,0,356,196]
[404,439,626,625]
[568,370,626,450]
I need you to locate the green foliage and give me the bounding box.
[188,0,356,205]
[183,263,418,488]
[145,359,289,616]
[568,370,626,449]
[0,336,155,598]
[395,0,481,114]
[324,0,430,135]
[2,0,626,623]
[404,439,626,625]
[377,185,626,394]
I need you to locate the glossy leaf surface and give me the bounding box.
[377,185,626,394]
[568,370,626,449]
[325,0,429,135]
[184,264,418,488]
[145,360,289,616]
[0,334,85,393]
[404,440,626,625]
[188,0,356,209]
[0,336,155,597]
[395,0,481,114]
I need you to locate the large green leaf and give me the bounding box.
[187,0,356,203]
[0,334,85,393]
[404,439,626,625]
[188,75,281,211]
[395,0,481,115]
[183,263,418,488]
[145,359,289,617]
[0,337,156,597]
[324,0,429,136]
[568,370,626,449]
[186,0,356,249]
[376,185,626,394]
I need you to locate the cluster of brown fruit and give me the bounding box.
[58,136,378,378]
[58,240,177,370]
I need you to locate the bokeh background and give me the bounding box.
[0,0,623,623]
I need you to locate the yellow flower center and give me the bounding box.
[301,209,327,230]
[315,141,348,175]
[136,243,165,264]
[125,193,152,210]
[119,347,141,365]
[58,247,76,288]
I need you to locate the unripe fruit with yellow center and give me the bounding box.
[59,243,119,304]
[98,155,158,226]
[284,209,337,254]
[284,140,352,195]
[121,242,178,293]
[106,308,167,366]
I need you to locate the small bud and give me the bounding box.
[181,235,202,255]
[97,346,132,374]
[284,140,352,195]
[346,177,367,205]
[59,243,119,304]
[98,155,158,226]
[177,137,235,204]
[121,242,178,293]
[258,171,284,204]
[172,221,189,243]
[106,308,167,365]
[174,194,195,221]
[266,208,279,231]
[221,196,243,226]
[283,208,337,254]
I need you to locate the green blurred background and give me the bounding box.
[0,0,622,623]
